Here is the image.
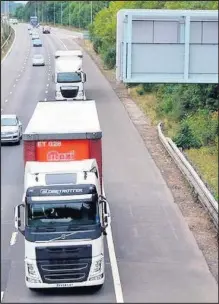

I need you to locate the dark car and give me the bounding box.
[33,39,42,47]
[42,26,51,34]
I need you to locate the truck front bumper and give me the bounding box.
[55,93,86,101]
[26,273,104,289]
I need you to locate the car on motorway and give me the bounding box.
[42,26,51,34]
[32,33,39,40]
[33,39,42,47]
[1,114,22,144]
[32,54,45,66]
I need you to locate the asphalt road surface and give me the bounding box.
[1,24,218,303]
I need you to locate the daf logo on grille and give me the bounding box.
[61,234,66,240]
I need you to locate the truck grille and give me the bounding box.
[36,245,92,284]
[60,88,79,98]
[38,259,91,283]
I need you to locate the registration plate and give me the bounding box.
[61,86,77,90]
[56,283,75,287]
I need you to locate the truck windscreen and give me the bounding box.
[27,200,99,227]
[57,72,81,83]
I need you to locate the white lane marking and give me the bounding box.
[44,98,47,101]
[1,291,3,301]
[10,232,18,246]
[52,32,68,50]
[9,92,12,95]
[102,182,124,303]
[47,84,49,87]
[13,84,16,87]
[1,108,3,112]
[1,27,17,64]
[5,99,8,103]
[18,74,21,77]
[16,78,18,82]
[45,90,48,94]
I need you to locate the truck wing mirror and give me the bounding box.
[82,72,86,83]
[15,204,25,235]
[99,198,111,235]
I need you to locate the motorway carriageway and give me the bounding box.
[1,24,218,303]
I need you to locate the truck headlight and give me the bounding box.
[91,258,103,274]
[27,263,38,277]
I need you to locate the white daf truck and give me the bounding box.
[54,50,86,101]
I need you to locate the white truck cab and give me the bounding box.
[15,159,110,290]
[54,50,86,101]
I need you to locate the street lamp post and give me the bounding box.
[91,1,93,24]
[68,2,70,27]
[78,1,80,29]
[54,1,55,26]
[61,2,62,25]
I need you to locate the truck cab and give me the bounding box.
[15,159,110,289]
[54,50,86,101]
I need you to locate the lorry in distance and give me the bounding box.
[54,50,86,101]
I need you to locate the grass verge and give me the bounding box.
[128,85,218,201]
[1,28,15,62]
[185,147,218,200]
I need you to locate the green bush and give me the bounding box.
[92,37,103,54]
[215,136,218,150]
[173,121,202,149]
[136,85,145,96]
[142,84,157,93]
[184,110,218,146]
[103,47,116,69]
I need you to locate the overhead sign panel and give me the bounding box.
[116,9,218,83]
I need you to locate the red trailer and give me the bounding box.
[23,100,103,187]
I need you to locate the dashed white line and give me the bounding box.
[18,74,21,77]
[44,98,47,101]
[45,90,48,94]
[5,99,8,103]
[13,84,16,87]
[47,84,49,87]
[16,78,18,82]
[9,92,12,95]
[10,232,18,246]
[1,108,3,112]
[1,291,3,301]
